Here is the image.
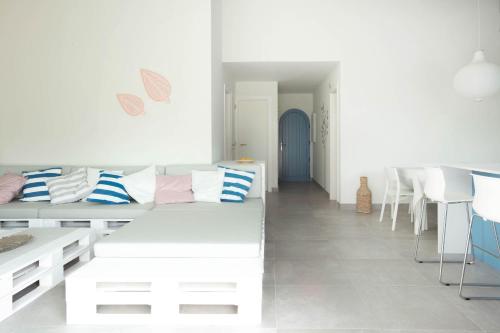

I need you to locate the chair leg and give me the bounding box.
[410,196,414,223]
[465,202,475,264]
[423,208,428,231]
[459,216,500,300]
[414,198,426,263]
[459,216,474,300]
[493,221,500,255]
[390,200,394,219]
[416,202,474,284]
[439,203,449,285]
[391,195,400,231]
[414,200,463,265]
[379,189,388,222]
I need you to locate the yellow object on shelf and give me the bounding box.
[237,157,255,163]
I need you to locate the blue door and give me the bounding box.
[279,109,310,182]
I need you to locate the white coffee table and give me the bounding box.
[0,228,91,321]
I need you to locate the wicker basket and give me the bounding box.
[356,176,372,214]
[0,234,33,253]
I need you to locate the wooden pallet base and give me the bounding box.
[66,257,263,325]
[0,229,91,321]
[0,218,132,241]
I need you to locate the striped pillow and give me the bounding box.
[218,166,255,203]
[21,167,63,202]
[46,168,92,204]
[86,170,130,204]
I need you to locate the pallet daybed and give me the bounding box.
[66,162,266,325]
[0,162,265,325]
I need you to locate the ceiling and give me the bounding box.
[223,61,338,93]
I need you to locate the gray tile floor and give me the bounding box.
[2,182,500,333]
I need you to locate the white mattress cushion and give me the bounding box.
[94,206,264,258]
[38,202,154,219]
[153,198,264,217]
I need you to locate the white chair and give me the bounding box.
[414,167,474,285]
[459,174,500,300]
[412,175,428,235]
[379,167,413,231]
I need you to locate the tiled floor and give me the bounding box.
[2,182,500,333]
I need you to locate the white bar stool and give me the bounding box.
[411,175,428,235]
[414,167,474,285]
[379,167,413,231]
[459,174,500,300]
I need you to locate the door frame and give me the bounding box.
[279,108,311,182]
[223,88,233,160]
[329,92,337,201]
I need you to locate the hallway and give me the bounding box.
[264,182,500,331]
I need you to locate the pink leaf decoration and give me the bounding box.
[140,69,171,102]
[116,94,145,116]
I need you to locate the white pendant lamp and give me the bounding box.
[453,0,500,101]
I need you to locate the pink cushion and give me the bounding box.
[155,175,194,204]
[0,173,26,204]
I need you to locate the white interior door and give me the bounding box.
[235,99,268,162]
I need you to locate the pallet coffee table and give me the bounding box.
[0,228,91,321]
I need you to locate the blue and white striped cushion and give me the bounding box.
[218,166,255,203]
[86,171,130,204]
[21,167,63,202]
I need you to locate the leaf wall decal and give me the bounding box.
[140,69,171,102]
[116,94,145,116]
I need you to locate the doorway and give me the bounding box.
[279,109,310,182]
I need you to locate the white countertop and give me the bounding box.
[445,163,500,174]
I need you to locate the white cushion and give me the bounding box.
[121,165,156,204]
[191,170,224,203]
[94,208,263,258]
[86,167,101,188]
[46,168,92,204]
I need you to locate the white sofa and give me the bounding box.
[0,162,266,326]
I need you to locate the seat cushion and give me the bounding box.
[153,198,264,217]
[155,175,194,204]
[46,168,92,204]
[218,166,256,203]
[94,205,264,258]
[21,167,63,202]
[191,170,225,203]
[217,162,263,199]
[38,202,154,220]
[0,201,50,219]
[0,174,26,204]
[86,171,130,205]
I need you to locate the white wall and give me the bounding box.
[278,93,313,179]
[312,70,337,196]
[0,0,214,165]
[235,82,279,191]
[278,93,313,118]
[222,0,500,203]
[211,0,225,163]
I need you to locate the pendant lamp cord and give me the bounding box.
[477,0,481,50]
